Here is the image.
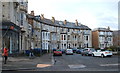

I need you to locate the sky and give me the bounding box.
[28,0,119,30]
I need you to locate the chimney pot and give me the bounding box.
[64,20,67,25]
[51,16,55,23]
[30,10,34,16]
[75,19,78,26]
[40,14,44,20]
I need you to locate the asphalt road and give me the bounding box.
[35,53,119,71]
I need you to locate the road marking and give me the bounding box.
[68,65,86,69]
[51,55,55,65]
[100,63,119,66]
[36,64,52,68]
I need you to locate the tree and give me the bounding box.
[107,46,118,52]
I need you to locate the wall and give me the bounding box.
[92,31,99,49]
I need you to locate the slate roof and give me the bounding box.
[93,28,112,32]
[27,14,91,30]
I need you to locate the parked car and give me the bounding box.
[76,49,84,54]
[53,49,62,56]
[61,49,66,54]
[72,48,77,53]
[52,48,56,52]
[92,50,113,58]
[66,49,73,55]
[81,48,95,56]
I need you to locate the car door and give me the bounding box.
[96,50,101,56]
[84,49,88,55]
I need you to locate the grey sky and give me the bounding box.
[28,0,119,30]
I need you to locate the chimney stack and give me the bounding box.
[30,11,34,16]
[40,14,44,20]
[75,19,78,26]
[51,16,55,23]
[107,26,110,30]
[64,20,67,25]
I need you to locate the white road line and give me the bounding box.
[68,65,86,69]
[100,63,119,66]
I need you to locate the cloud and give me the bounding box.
[28,0,119,30]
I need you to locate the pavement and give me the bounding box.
[1,53,119,71]
[1,53,53,71]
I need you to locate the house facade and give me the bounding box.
[92,27,113,49]
[1,1,92,54]
[0,1,28,54]
[28,13,92,52]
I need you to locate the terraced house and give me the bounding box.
[28,11,92,53]
[1,1,92,54]
[0,0,28,54]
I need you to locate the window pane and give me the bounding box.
[64,35,66,40]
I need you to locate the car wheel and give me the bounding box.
[92,54,94,57]
[81,54,83,56]
[101,54,104,58]
[86,54,88,56]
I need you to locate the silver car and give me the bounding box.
[66,49,73,55]
[81,48,95,56]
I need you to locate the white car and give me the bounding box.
[66,49,73,55]
[92,50,113,58]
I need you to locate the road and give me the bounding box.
[35,53,119,71]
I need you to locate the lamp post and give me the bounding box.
[104,31,108,49]
[35,15,42,56]
[81,30,84,48]
[67,29,68,49]
[40,23,42,56]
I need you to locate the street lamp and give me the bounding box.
[81,30,84,48]
[35,15,42,56]
[105,36,108,49]
[40,22,42,56]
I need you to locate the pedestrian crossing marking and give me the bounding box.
[100,63,119,66]
[68,64,86,69]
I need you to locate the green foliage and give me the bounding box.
[107,48,112,51]
[106,46,118,51]
[77,47,82,49]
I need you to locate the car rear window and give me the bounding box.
[67,49,72,51]
[57,49,61,51]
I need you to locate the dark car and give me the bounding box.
[72,48,77,53]
[76,49,84,54]
[52,48,56,52]
[61,49,65,54]
[81,48,95,56]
